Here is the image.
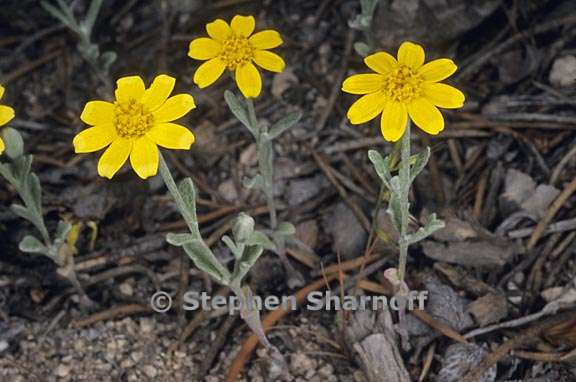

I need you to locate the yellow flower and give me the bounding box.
[188,15,285,98]
[73,74,196,180]
[342,41,465,142]
[0,85,16,154]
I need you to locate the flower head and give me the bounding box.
[73,75,196,179]
[0,85,16,154]
[188,15,285,98]
[342,42,465,141]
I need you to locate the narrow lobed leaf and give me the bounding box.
[268,111,302,140]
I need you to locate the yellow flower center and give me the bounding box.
[382,65,423,103]
[113,100,154,139]
[220,34,255,70]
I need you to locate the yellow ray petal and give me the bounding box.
[423,83,465,109]
[130,137,159,179]
[147,123,195,150]
[253,50,285,73]
[0,136,4,154]
[397,42,425,70]
[231,15,255,37]
[235,62,262,98]
[0,85,4,100]
[249,30,283,50]
[408,98,444,135]
[380,102,408,142]
[97,138,133,179]
[418,58,457,82]
[115,76,145,103]
[188,37,221,60]
[80,101,114,126]
[342,73,384,95]
[364,52,398,74]
[73,124,117,153]
[347,91,386,125]
[153,94,195,123]
[0,105,15,126]
[207,19,232,42]
[193,58,227,88]
[141,74,176,112]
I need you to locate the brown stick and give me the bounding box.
[462,310,576,382]
[224,274,338,382]
[73,304,151,328]
[312,149,371,231]
[527,176,576,249]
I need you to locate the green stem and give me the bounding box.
[33,206,51,245]
[265,178,278,228]
[397,121,411,283]
[158,152,201,239]
[245,98,278,229]
[245,98,258,129]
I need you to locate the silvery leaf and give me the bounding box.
[10,204,36,224]
[407,213,445,245]
[178,177,197,216]
[183,239,231,284]
[268,111,302,140]
[29,174,43,214]
[387,192,404,232]
[233,213,255,243]
[166,232,195,247]
[19,235,47,255]
[243,174,264,190]
[54,220,72,245]
[368,150,392,189]
[1,127,24,160]
[276,222,296,236]
[246,231,276,252]
[224,90,253,135]
[232,245,264,283]
[410,147,431,183]
[221,235,240,258]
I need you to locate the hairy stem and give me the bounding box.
[244,97,303,287]
[397,121,411,283]
[246,98,278,229]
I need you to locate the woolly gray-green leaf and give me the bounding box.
[10,204,36,224]
[243,174,264,190]
[1,127,24,160]
[29,174,43,213]
[368,150,392,189]
[53,221,72,245]
[233,213,255,243]
[232,245,264,284]
[19,235,47,255]
[182,240,231,284]
[178,177,197,216]
[387,192,404,233]
[354,42,371,57]
[224,90,253,133]
[268,111,302,140]
[276,222,296,236]
[12,155,33,186]
[246,231,276,252]
[407,213,445,245]
[410,147,431,183]
[221,235,240,258]
[166,232,195,247]
[0,162,16,185]
[41,0,78,31]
